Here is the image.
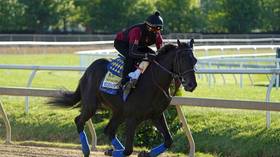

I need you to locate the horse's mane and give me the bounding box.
[157,43,177,56]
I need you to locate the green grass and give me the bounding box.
[1,53,280,157]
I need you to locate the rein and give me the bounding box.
[151,49,194,99]
[153,60,194,80]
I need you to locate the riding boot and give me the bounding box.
[122,81,133,101]
[121,58,134,86]
[122,69,141,101]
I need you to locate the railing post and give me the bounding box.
[276,48,280,88]
[176,106,195,157]
[0,99,12,144]
[25,69,37,113]
[86,119,97,150]
[240,63,243,88]
[265,74,277,128]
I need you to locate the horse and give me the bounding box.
[49,39,197,157]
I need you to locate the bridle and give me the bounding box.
[151,47,195,99]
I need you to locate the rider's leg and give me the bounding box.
[114,40,130,86]
[121,58,134,85]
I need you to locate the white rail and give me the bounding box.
[0,41,114,46]
[0,64,279,127]
[1,37,280,43]
[0,64,280,157]
[1,41,279,48]
[75,45,280,67]
[1,87,280,157]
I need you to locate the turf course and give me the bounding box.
[0,53,280,157]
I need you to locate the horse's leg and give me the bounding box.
[112,118,139,157]
[139,113,172,157]
[75,90,99,157]
[104,114,124,156]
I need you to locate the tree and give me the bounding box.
[223,0,261,33]
[156,0,193,33]
[18,0,58,33]
[0,0,25,32]
[76,0,134,33]
[52,0,80,32]
[259,0,280,32]
[126,0,157,26]
[201,0,228,33]
[18,0,79,33]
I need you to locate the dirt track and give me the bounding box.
[0,144,138,157]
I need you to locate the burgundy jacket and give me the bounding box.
[115,23,163,59]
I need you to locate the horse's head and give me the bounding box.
[174,39,197,92]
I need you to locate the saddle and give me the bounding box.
[99,57,124,95]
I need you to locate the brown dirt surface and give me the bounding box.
[0,143,139,157]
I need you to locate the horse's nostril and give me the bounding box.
[188,82,194,87]
[187,82,197,92]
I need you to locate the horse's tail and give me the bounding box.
[48,85,81,107]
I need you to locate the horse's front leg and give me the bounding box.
[112,118,139,157]
[139,113,172,157]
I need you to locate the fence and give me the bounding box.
[0,64,279,126]
[1,40,279,54]
[1,86,280,157]
[0,65,279,104]
[75,44,280,66]
[198,56,280,87]
[1,34,280,44]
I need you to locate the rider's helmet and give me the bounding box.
[145,11,163,32]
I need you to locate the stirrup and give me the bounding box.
[122,79,138,101]
[129,79,138,88]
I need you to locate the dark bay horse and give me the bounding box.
[49,39,197,157]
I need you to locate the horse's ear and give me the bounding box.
[190,39,194,48]
[177,39,182,47]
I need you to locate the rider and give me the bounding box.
[114,11,164,87]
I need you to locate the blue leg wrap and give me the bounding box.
[112,149,125,157]
[112,137,125,150]
[149,143,167,157]
[79,131,90,156]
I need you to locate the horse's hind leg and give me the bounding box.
[112,118,139,157]
[75,90,99,157]
[104,114,124,156]
[139,113,172,157]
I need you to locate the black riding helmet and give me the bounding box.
[145,11,163,30]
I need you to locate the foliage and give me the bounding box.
[201,0,227,33]
[259,0,280,32]
[0,0,279,33]
[223,0,261,33]
[0,0,25,32]
[156,0,192,33]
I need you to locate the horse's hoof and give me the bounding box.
[138,151,150,157]
[104,149,113,156]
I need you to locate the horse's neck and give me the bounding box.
[150,54,174,90]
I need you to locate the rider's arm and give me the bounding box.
[128,28,146,59]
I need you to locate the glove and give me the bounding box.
[145,53,156,61]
